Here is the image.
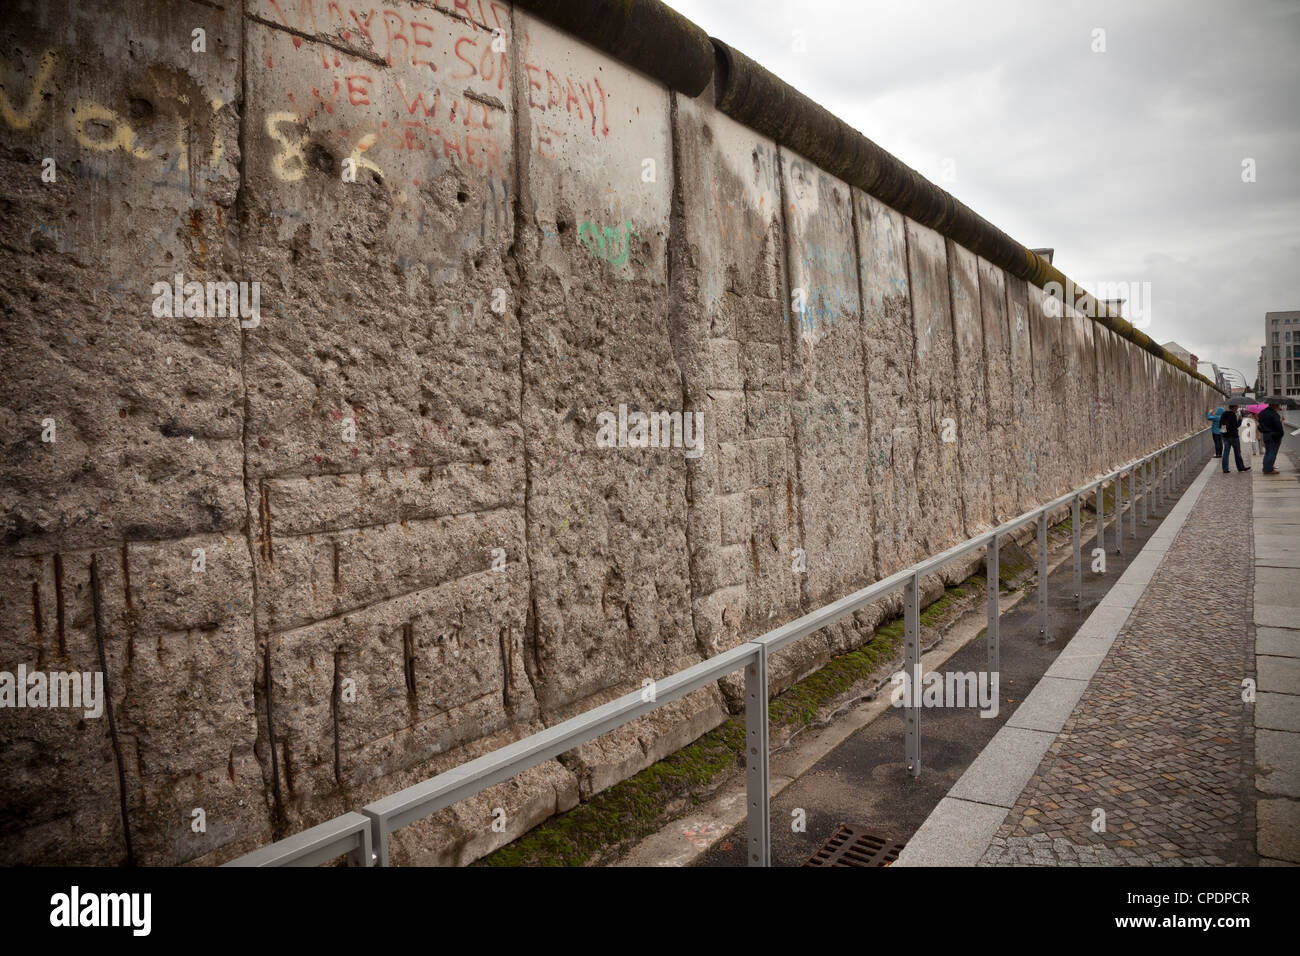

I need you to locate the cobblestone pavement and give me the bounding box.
[981,463,1257,866]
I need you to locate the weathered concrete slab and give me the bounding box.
[906,220,964,562]
[1256,728,1300,796]
[780,147,873,614]
[511,11,708,796]
[1007,676,1088,733]
[1257,692,1300,732]
[670,91,805,686]
[1258,655,1300,695]
[1073,603,1134,643]
[1003,276,1040,507]
[947,726,1055,808]
[1257,568,1300,607]
[893,797,1010,867]
[1259,627,1300,658]
[947,240,991,536]
[1258,798,1300,863]
[1257,606,1300,629]
[856,191,925,575]
[1256,535,1300,565]
[1064,303,1101,482]
[1043,637,1112,681]
[977,258,1020,521]
[1100,582,1147,610]
[0,0,268,865]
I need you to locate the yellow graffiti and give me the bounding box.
[348,131,384,180]
[5,48,226,175]
[208,98,224,167]
[172,98,226,171]
[0,48,56,130]
[266,111,307,182]
[70,100,151,158]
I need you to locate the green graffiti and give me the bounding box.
[578,219,636,266]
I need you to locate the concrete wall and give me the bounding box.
[0,0,1218,864]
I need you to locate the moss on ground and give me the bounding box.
[477,576,984,867]
[477,716,748,867]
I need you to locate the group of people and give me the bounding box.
[1208,401,1288,475]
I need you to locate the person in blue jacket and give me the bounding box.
[1207,405,1225,457]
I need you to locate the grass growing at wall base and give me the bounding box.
[476,576,985,867]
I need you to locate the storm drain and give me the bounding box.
[803,824,905,867]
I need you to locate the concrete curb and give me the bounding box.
[1252,449,1300,864]
[894,458,1219,867]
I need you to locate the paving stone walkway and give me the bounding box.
[980,459,1258,866]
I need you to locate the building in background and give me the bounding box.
[1161,340,1199,373]
[1262,311,1300,397]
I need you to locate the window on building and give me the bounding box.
[1275,332,1281,343]
[1275,361,1282,372]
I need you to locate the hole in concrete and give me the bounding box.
[557,220,568,235]
[128,97,154,121]
[307,143,334,174]
[457,189,468,204]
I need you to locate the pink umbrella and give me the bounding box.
[1246,402,1268,415]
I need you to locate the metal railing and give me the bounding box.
[226,427,1212,868]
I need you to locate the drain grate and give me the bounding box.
[803,824,905,867]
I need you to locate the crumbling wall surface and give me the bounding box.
[1003,276,1040,508]
[1025,281,1067,498]
[976,257,1018,523]
[232,0,580,864]
[904,221,964,563]
[780,149,879,652]
[508,10,725,801]
[0,0,267,866]
[669,93,814,693]
[856,191,924,571]
[0,0,1218,865]
[947,240,991,536]
[1062,303,1096,480]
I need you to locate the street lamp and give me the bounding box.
[1218,367,1250,392]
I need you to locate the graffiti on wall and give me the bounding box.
[578,219,636,267]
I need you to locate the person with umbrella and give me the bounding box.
[1243,402,1267,457]
[1207,403,1225,457]
[1219,402,1250,474]
[1258,397,1287,474]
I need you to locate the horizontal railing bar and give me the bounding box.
[222,812,371,868]
[362,642,760,833]
[752,566,914,654]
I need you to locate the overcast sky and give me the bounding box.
[664,0,1300,385]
